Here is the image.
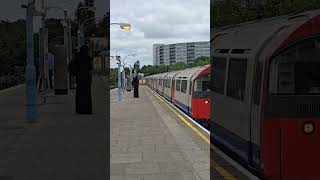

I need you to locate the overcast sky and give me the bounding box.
[110,0,210,68]
[1,0,107,31]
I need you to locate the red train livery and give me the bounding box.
[211,9,320,179]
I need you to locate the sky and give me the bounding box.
[110,0,210,68]
[1,0,107,32]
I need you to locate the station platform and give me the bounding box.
[111,86,255,180]
[0,76,109,180]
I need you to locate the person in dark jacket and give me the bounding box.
[70,45,93,114]
[132,76,139,98]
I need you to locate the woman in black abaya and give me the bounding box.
[132,76,139,98]
[73,45,93,114]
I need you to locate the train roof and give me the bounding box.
[175,65,210,81]
[164,71,180,79]
[145,65,210,80]
[211,9,320,59]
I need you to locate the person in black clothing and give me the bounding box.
[132,76,139,98]
[69,45,93,114]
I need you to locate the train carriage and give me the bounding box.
[211,9,320,179]
[145,65,211,125]
[156,73,168,95]
[163,71,180,101]
[173,65,210,123]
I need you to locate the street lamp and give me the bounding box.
[78,17,102,48]
[21,0,38,123]
[110,24,132,102]
[110,23,131,30]
[121,54,135,91]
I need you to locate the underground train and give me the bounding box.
[145,65,210,126]
[211,9,320,179]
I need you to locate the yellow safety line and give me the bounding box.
[148,87,237,180]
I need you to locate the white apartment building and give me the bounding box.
[153,41,210,65]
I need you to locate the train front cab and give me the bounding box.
[262,36,320,179]
[210,9,320,180]
[192,69,210,125]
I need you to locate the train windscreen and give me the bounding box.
[193,74,210,99]
[269,37,320,95]
[266,37,320,117]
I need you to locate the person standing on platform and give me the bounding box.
[69,45,93,114]
[48,51,55,89]
[132,76,139,98]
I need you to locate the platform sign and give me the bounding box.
[53,45,68,95]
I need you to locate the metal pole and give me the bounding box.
[129,65,133,90]
[122,65,126,92]
[63,19,70,92]
[41,15,48,103]
[117,56,122,101]
[25,1,38,122]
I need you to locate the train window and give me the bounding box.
[176,79,181,91]
[269,37,320,95]
[212,57,226,94]
[159,79,162,86]
[181,80,187,93]
[226,58,247,101]
[195,74,210,92]
[165,79,170,88]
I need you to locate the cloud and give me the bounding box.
[110,0,210,68]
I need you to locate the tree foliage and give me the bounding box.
[212,0,320,27]
[0,20,27,76]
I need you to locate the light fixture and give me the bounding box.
[303,122,315,135]
[120,24,131,30]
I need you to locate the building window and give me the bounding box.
[212,57,226,94]
[176,79,181,91]
[181,80,187,93]
[226,58,247,101]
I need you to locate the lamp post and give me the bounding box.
[116,55,122,101]
[110,23,132,101]
[121,54,135,91]
[78,17,97,49]
[21,1,38,122]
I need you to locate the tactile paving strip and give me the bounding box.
[152,93,250,180]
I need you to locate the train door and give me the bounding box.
[188,80,193,114]
[171,78,175,101]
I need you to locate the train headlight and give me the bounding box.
[204,100,209,104]
[303,122,315,135]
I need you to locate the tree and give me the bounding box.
[172,62,187,71]
[188,56,210,68]
[76,0,96,39]
[0,20,26,76]
[212,0,320,27]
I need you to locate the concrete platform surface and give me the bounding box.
[0,76,109,180]
[111,86,210,180]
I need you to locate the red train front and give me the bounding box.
[211,9,320,179]
[261,11,320,179]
